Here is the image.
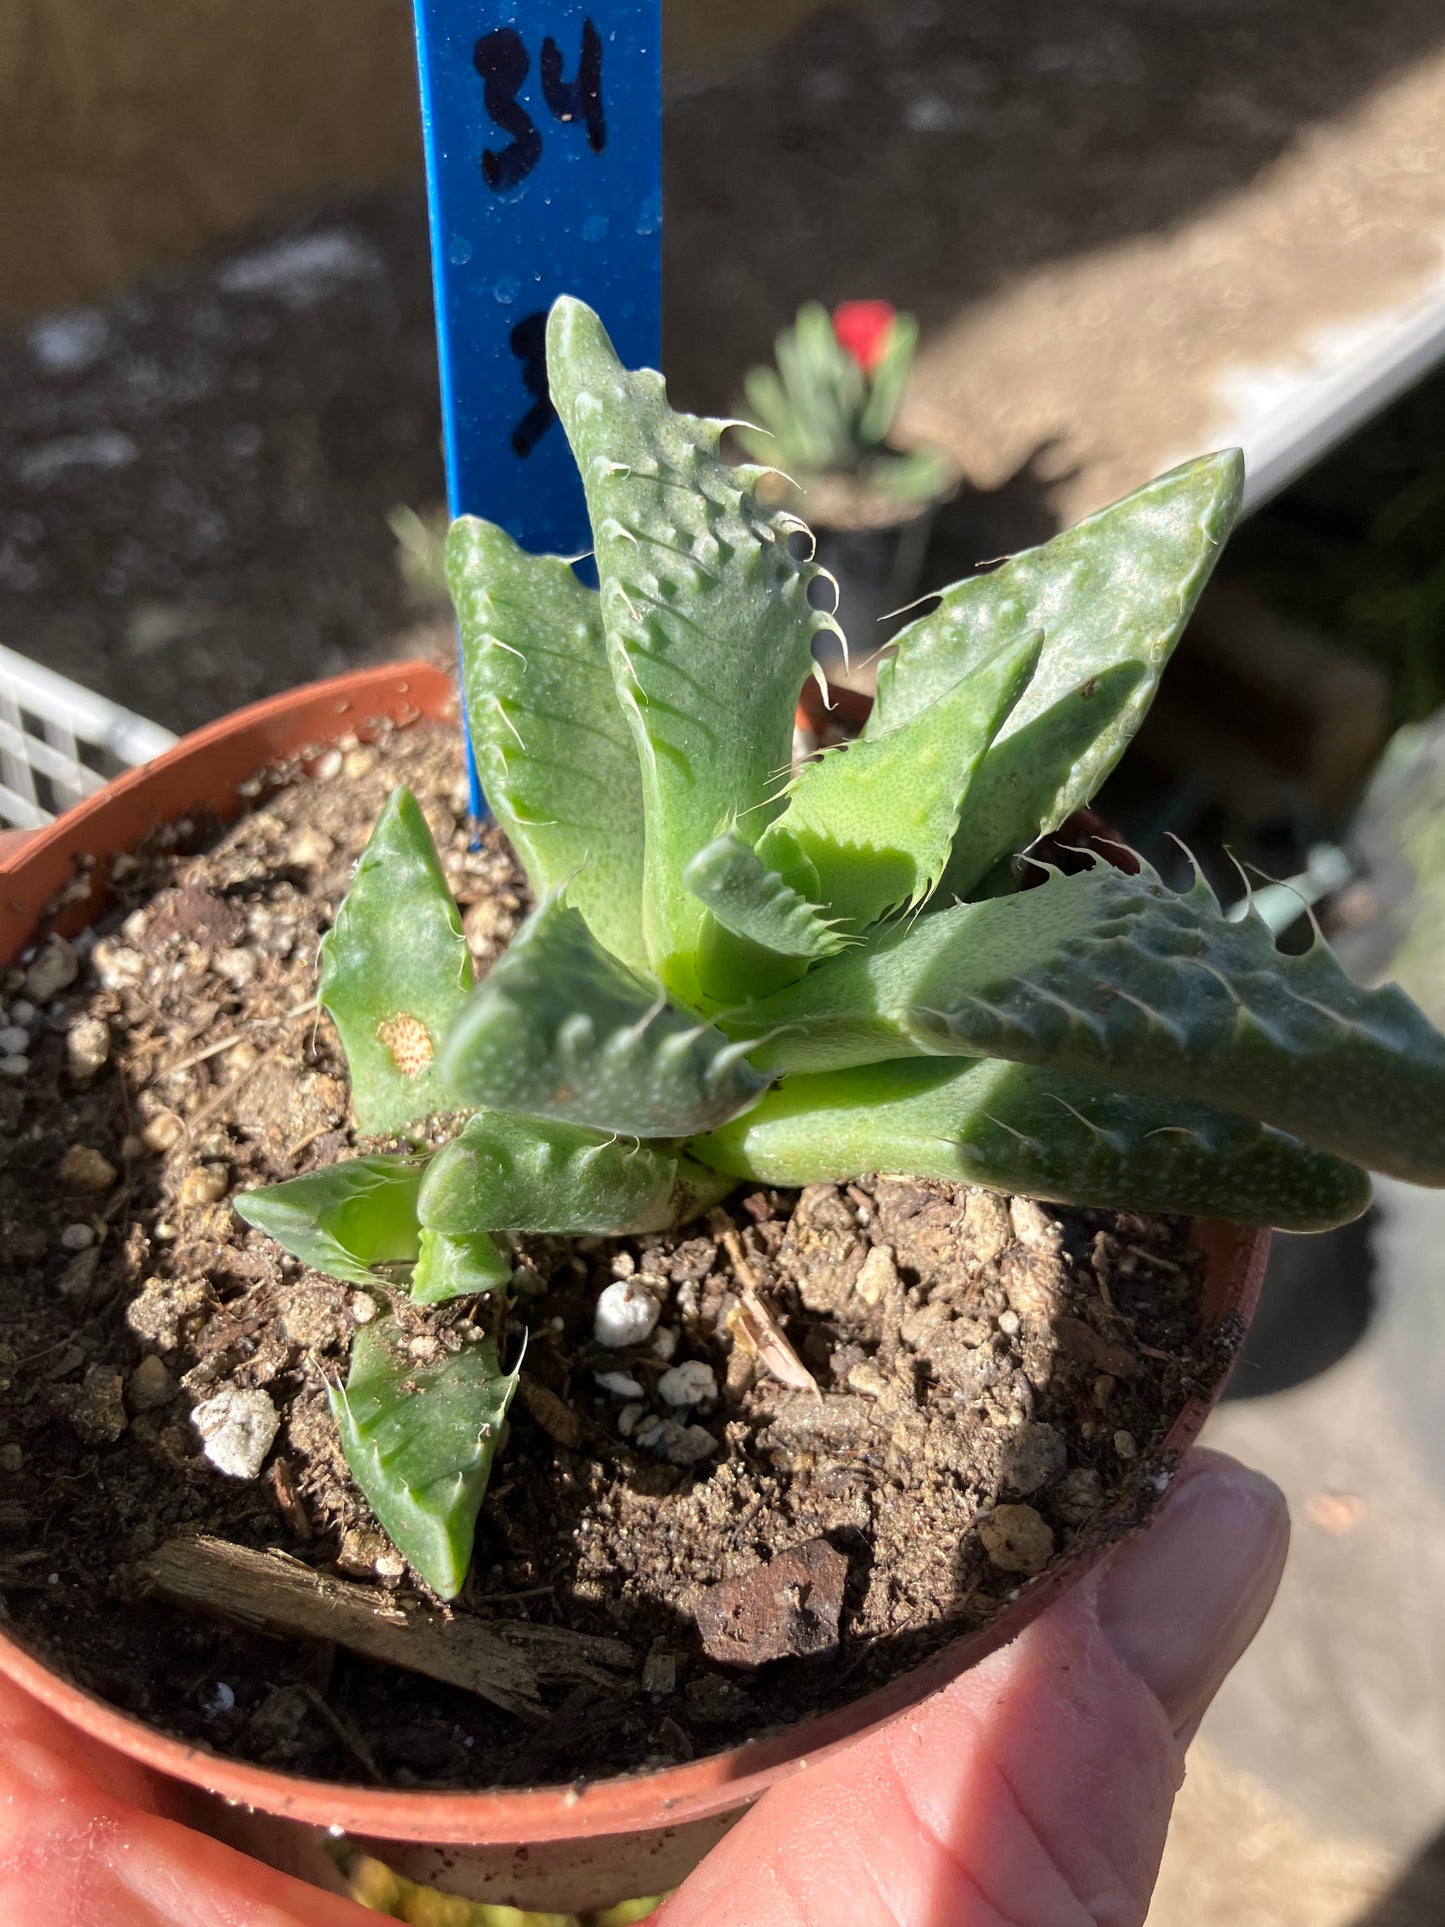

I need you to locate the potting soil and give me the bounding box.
[0,722,1230,1788]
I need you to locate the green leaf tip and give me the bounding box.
[441,895,771,1138]
[872,450,1244,897]
[410,1228,512,1306]
[683,828,847,964]
[234,1156,424,1288]
[318,785,473,1133]
[330,1318,519,1600]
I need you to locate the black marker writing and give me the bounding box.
[540,19,607,153]
[475,19,608,192]
[509,311,557,456]
[474,29,543,193]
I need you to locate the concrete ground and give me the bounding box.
[1148,1177,1445,1927]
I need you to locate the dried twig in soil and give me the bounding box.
[161,1000,320,1081]
[728,1285,820,1397]
[136,1536,544,1720]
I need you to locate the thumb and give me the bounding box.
[659,1448,1288,1927]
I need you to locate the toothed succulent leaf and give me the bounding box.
[234,1156,423,1288]
[547,296,828,1003]
[441,896,770,1137]
[757,629,1042,931]
[869,451,1243,899]
[683,828,846,964]
[447,517,647,972]
[731,861,1445,1186]
[330,1318,518,1599]
[318,786,473,1133]
[410,1229,512,1306]
[692,1056,1370,1232]
[419,1110,715,1235]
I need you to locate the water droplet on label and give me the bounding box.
[635,190,662,236]
[492,276,521,306]
[447,235,473,266]
[583,213,609,243]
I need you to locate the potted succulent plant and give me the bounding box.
[3,299,1443,1920]
[735,300,957,660]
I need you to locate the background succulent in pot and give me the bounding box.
[734,299,954,514]
[238,297,1445,1602]
[733,298,958,677]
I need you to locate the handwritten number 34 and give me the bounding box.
[474,21,607,193]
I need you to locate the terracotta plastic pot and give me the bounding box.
[0,662,1270,1914]
[794,674,874,740]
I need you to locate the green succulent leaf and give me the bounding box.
[330,1318,518,1599]
[857,310,917,448]
[441,895,770,1138]
[410,1228,513,1306]
[683,828,847,963]
[737,362,794,458]
[868,451,1243,899]
[692,1056,1370,1232]
[757,628,1042,931]
[785,302,863,468]
[865,444,956,508]
[746,300,863,473]
[447,517,647,972]
[418,1110,701,1235]
[233,1156,423,1288]
[547,296,828,1004]
[318,786,473,1133]
[731,860,1445,1186]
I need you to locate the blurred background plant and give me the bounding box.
[735,299,954,510]
[388,503,451,615]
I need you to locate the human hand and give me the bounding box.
[0,1448,1286,1926]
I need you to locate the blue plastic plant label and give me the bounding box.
[412,0,662,553]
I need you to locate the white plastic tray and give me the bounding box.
[1171,243,1445,515]
[0,643,175,832]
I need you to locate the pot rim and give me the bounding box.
[0,662,1270,1844]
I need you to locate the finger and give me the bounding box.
[660,1449,1288,1927]
[0,1670,372,1927]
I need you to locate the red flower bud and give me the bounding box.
[832,300,898,375]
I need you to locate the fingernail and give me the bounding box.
[1094,1455,1289,1735]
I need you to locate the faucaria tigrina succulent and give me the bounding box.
[238,298,1445,1595]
